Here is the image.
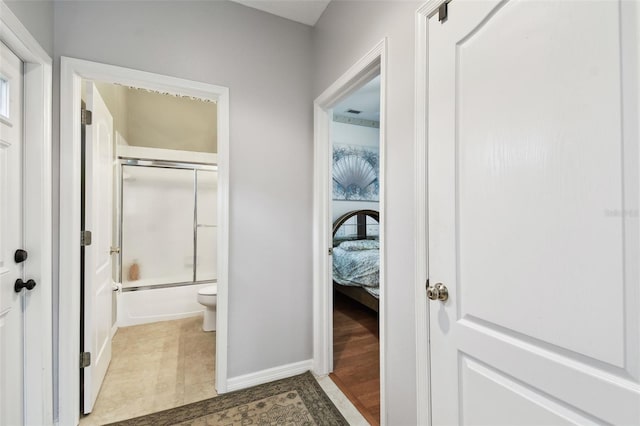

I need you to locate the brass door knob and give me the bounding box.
[426,282,448,302]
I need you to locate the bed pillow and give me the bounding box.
[338,239,379,251]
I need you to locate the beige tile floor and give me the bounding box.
[80,315,216,426]
[80,316,366,425]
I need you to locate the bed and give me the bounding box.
[332,209,380,313]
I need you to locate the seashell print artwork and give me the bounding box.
[333,144,379,201]
[334,155,376,193]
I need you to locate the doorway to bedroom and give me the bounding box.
[312,40,386,426]
[329,74,382,425]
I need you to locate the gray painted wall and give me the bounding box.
[4,0,53,56]
[313,1,423,424]
[53,0,314,379]
[6,0,424,423]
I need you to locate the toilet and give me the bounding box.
[197,284,217,331]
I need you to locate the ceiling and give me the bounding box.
[226,0,379,119]
[333,76,381,122]
[229,0,331,26]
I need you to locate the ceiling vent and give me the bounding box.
[346,109,362,114]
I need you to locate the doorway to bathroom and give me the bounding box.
[79,80,221,424]
[58,58,230,426]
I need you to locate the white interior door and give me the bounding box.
[427,0,640,424]
[83,82,114,414]
[0,40,24,426]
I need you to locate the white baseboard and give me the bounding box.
[226,359,313,392]
[110,323,118,339]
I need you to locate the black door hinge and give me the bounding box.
[81,109,93,126]
[81,230,92,247]
[439,2,448,22]
[80,352,91,369]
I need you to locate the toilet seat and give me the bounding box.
[198,284,217,296]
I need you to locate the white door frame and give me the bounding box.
[0,2,53,425]
[414,2,446,425]
[312,39,387,423]
[58,57,230,426]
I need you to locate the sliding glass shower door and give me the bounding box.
[196,170,217,282]
[119,160,217,290]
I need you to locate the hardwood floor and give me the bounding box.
[331,292,380,425]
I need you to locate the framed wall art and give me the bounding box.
[332,144,379,201]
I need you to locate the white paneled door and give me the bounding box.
[83,82,114,413]
[427,0,640,424]
[0,40,24,426]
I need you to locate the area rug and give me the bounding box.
[106,371,348,426]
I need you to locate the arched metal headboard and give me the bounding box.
[332,209,379,240]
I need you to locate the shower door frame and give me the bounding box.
[118,157,218,292]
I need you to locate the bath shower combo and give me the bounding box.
[115,155,218,330]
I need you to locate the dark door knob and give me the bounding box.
[14,249,28,263]
[15,279,37,293]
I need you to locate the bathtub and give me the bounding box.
[116,279,213,327]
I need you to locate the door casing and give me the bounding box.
[58,57,230,426]
[0,2,53,425]
[311,39,388,424]
[414,2,446,424]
